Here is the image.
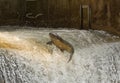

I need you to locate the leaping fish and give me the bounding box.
[47,33,74,62]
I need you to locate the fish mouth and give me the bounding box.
[49,33,53,35]
[49,33,56,37]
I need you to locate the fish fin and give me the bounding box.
[60,49,64,52]
[67,50,74,63]
[47,41,53,45]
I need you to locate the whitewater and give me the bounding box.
[0,26,120,83]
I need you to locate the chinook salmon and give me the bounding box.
[47,33,74,62]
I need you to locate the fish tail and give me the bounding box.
[67,48,74,62]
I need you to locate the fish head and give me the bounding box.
[49,33,57,39]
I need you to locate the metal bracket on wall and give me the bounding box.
[80,5,91,29]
